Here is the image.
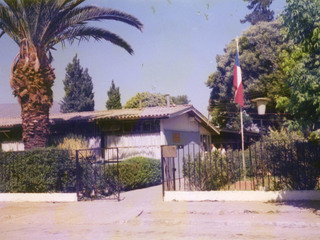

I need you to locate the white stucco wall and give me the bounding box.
[0,193,77,202]
[160,114,201,146]
[105,133,161,160]
[161,114,199,132]
[164,190,320,202]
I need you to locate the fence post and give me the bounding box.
[75,150,80,199]
[160,146,165,199]
[117,147,120,202]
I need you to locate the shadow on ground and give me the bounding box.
[276,201,320,213]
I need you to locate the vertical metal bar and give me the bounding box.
[230,144,235,189]
[237,143,241,190]
[172,158,176,191]
[214,146,218,187]
[249,143,255,190]
[182,146,186,191]
[198,146,201,190]
[260,140,264,188]
[278,141,282,188]
[283,140,288,189]
[76,150,80,199]
[226,146,230,190]
[161,147,165,199]
[266,141,270,190]
[193,144,196,190]
[188,144,191,191]
[116,148,120,201]
[178,146,181,191]
[302,142,307,189]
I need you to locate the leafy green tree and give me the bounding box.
[277,0,320,132]
[124,92,173,108]
[282,0,320,54]
[206,20,289,129]
[171,95,190,105]
[241,0,274,25]
[106,80,122,110]
[277,47,320,132]
[60,55,94,113]
[0,0,142,149]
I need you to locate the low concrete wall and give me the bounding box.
[164,190,320,202]
[0,193,77,202]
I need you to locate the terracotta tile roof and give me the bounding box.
[0,105,219,134]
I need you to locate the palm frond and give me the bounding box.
[0,0,142,54]
[55,26,134,54]
[0,3,22,44]
[42,5,143,43]
[39,0,85,44]
[66,6,143,31]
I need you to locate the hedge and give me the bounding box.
[0,150,161,194]
[0,148,75,193]
[105,156,161,191]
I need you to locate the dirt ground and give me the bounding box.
[0,186,320,240]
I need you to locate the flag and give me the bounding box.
[233,46,244,107]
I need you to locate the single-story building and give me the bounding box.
[0,105,219,159]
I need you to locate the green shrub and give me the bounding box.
[0,148,75,193]
[183,151,237,191]
[105,156,161,191]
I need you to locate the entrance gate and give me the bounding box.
[75,148,120,201]
[161,144,202,196]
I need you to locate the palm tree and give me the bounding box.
[0,0,143,149]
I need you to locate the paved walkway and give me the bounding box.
[0,186,320,239]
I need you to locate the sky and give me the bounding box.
[0,0,286,116]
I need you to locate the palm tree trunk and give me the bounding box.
[11,44,55,150]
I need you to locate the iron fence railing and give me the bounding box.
[162,141,320,192]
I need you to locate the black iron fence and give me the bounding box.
[162,141,320,192]
[0,148,120,200]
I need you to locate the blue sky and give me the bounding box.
[0,0,286,115]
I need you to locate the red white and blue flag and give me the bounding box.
[233,44,244,107]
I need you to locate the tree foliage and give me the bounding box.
[277,0,320,132]
[124,92,172,108]
[207,20,289,129]
[0,0,142,149]
[241,0,274,25]
[60,55,94,113]
[282,0,320,54]
[171,95,190,105]
[106,80,122,110]
[277,47,320,132]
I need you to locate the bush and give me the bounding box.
[0,148,75,193]
[183,151,236,191]
[54,134,88,150]
[265,141,320,190]
[106,156,161,191]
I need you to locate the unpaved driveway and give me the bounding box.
[0,186,320,239]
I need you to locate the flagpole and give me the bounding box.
[236,37,246,183]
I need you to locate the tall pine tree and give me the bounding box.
[241,0,274,25]
[60,55,94,113]
[106,80,122,109]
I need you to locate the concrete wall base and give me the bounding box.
[164,190,320,202]
[0,193,77,202]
